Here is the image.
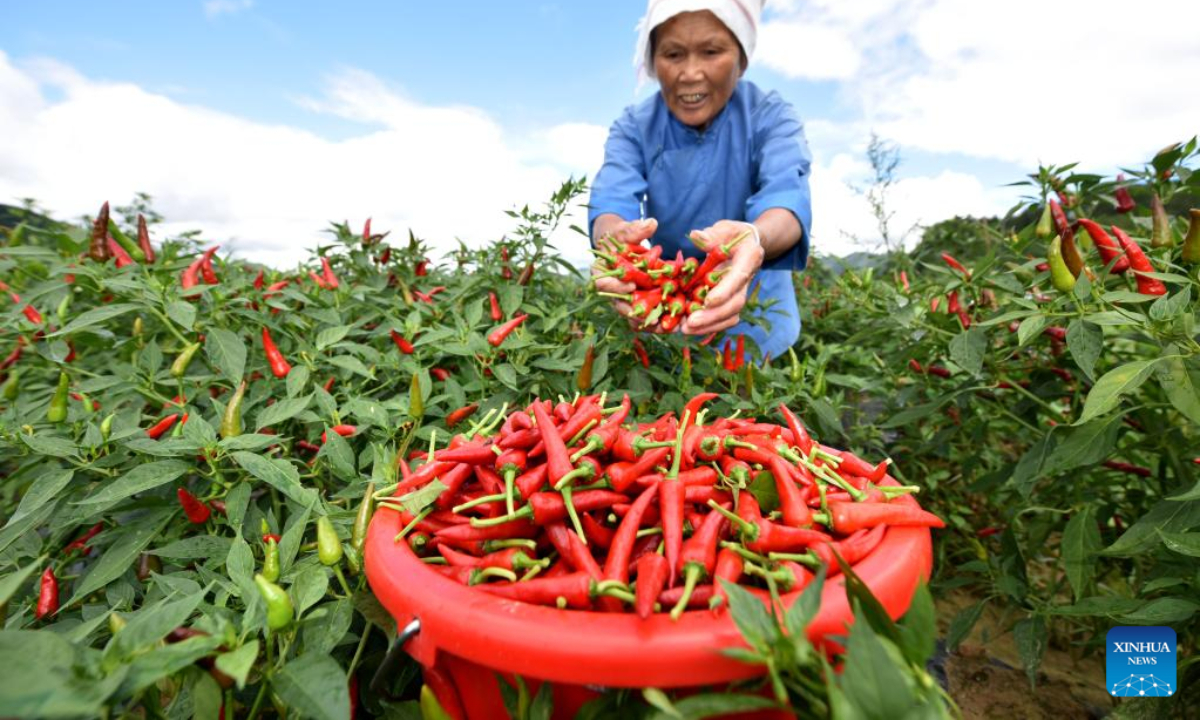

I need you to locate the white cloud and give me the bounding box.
[0,51,602,269]
[203,0,253,19]
[761,0,1200,169]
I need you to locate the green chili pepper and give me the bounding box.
[1150,193,1173,248]
[254,573,293,631]
[409,373,424,419]
[220,380,247,439]
[420,685,454,720]
[1035,203,1053,239]
[262,538,280,582]
[2,371,18,402]
[348,482,374,574]
[133,317,144,338]
[317,516,343,567]
[108,219,146,262]
[1182,209,1200,264]
[56,294,71,326]
[1048,236,1077,292]
[171,342,201,378]
[47,371,69,423]
[100,413,114,441]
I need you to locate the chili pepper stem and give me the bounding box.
[394,507,433,541]
[452,493,507,514]
[561,486,587,544]
[706,499,758,539]
[333,565,353,596]
[766,551,820,567]
[670,566,703,621]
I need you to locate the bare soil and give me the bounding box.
[935,592,1115,719]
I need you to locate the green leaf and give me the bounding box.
[165,300,196,331]
[1013,616,1047,688]
[218,434,279,451]
[106,591,206,661]
[287,365,311,397]
[215,640,259,690]
[1008,434,1055,498]
[719,579,777,652]
[493,363,519,390]
[946,601,985,651]
[1078,358,1160,424]
[978,309,1034,327]
[21,434,78,458]
[642,688,682,719]
[670,694,778,719]
[1156,347,1200,425]
[1042,416,1120,476]
[75,459,192,505]
[394,480,448,516]
[316,325,351,351]
[897,582,936,666]
[5,468,73,526]
[151,535,233,560]
[273,653,351,720]
[1048,596,1141,616]
[344,398,389,429]
[1065,320,1102,381]
[328,355,372,378]
[1102,499,1200,557]
[841,615,914,720]
[48,303,139,337]
[292,566,330,615]
[948,327,986,375]
[68,510,173,606]
[302,599,354,656]
[1157,529,1200,557]
[205,328,246,384]
[226,537,256,599]
[0,630,127,717]
[1148,285,1190,321]
[1062,507,1101,601]
[1117,598,1199,625]
[1016,315,1048,347]
[232,452,318,507]
[255,394,312,430]
[0,563,39,606]
[320,427,357,480]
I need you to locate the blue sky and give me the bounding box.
[2,1,1197,267]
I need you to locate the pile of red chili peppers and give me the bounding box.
[380,392,943,619]
[592,230,752,333]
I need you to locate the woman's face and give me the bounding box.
[653,11,745,131]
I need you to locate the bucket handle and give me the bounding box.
[369,617,421,697]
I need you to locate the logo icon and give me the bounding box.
[1106,626,1176,697]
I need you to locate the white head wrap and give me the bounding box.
[633,0,764,86]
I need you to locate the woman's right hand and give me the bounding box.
[591,217,658,320]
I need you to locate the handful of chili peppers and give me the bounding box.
[591,229,752,333]
[379,392,943,619]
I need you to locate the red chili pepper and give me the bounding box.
[177,487,211,524]
[635,552,670,618]
[580,513,616,549]
[22,304,43,325]
[136,214,156,263]
[721,338,734,372]
[477,571,596,609]
[530,399,574,489]
[487,314,528,347]
[107,236,135,268]
[36,567,59,620]
[320,257,339,289]
[709,547,744,609]
[1113,174,1136,213]
[899,270,910,292]
[200,246,220,284]
[321,424,357,443]
[1111,226,1167,295]
[296,440,321,454]
[941,252,971,278]
[598,484,658,611]
[1102,459,1152,477]
[146,413,181,439]
[1076,218,1130,273]
[64,522,104,556]
[631,338,650,368]
[446,403,479,428]
[817,501,945,534]
[415,259,429,277]
[430,367,451,381]
[778,403,815,456]
[262,327,292,377]
[669,504,728,618]
[488,291,503,322]
[389,330,415,354]
[544,521,603,578]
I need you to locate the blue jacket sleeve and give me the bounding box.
[587,107,648,243]
[747,94,813,272]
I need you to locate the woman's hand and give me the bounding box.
[591,217,658,321]
[681,220,764,336]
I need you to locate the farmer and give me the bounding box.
[589,0,813,361]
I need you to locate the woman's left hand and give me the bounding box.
[682,220,764,335]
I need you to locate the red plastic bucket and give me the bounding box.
[365,479,933,719]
